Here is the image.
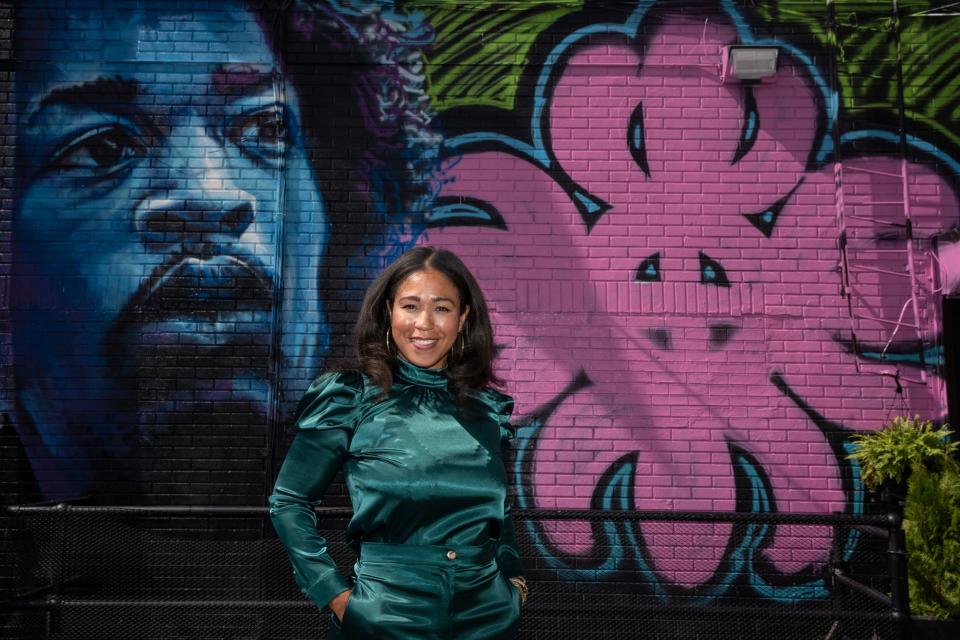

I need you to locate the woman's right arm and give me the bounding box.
[269,426,352,609]
[269,372,363,611]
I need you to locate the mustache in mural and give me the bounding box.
[106,249,276,349]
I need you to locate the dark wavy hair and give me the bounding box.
[355,246,500,403]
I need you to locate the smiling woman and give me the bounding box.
[354,247,500,404]
[270,246,526,638]
[389,269,469,369]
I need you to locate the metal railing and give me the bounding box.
[1,502,907,639]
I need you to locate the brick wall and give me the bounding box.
[0,0,15,501]
[2,0,959,607]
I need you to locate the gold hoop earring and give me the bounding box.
[385,328,393,353]
[457,332,465,358]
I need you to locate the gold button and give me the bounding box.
[446,550,457,560]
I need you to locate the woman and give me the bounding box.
[270,247,526,639]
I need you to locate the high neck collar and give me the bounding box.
[394,357,449,389]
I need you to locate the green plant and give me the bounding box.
[903,463,960,619]
[848,415,957,491]
[847,415,960,621]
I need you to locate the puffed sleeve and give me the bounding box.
[269,371,364,609]
[477,387,525,579]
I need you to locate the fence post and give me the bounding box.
[883,482,911,640]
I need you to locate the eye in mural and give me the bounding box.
[698,253,731,288]
[635,253,661,282]
[422,0,960,603]
[6,0,436,504]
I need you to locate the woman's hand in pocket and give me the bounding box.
[329,589,352,622]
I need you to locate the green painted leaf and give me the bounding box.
[408,0,583,111]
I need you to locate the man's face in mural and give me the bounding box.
[12,0,327,500]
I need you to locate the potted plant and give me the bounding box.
[848,415,960,638]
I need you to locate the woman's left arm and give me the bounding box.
[489,388,525,581]
[499,440,528,606]
[477,386,527,583]
[497,468,525,580]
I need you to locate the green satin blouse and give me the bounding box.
[269,358,524,609]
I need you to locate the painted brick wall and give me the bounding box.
[0,0,14,499]
[2,0,435,508]
[2,0,959,609]
[418,1,960,598]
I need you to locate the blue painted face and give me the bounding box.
[11,0,329,500]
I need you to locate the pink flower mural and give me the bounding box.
[420,6,960,600]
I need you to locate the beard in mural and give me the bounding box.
[8,0,435,504]
[10,0,326,503]
[423,2,960,602]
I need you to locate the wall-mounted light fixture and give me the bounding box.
[721,45,779,83]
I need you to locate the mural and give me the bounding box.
[3,0,960,614]
[420,0,960,603]
[5,0,436,503]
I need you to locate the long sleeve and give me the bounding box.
[477,387,525,579]
[269,372,363,609]
[497,431,525,579]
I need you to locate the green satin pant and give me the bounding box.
[328,542,521,639]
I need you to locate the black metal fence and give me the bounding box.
[1,503,907,639]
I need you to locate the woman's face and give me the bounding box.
[389,268,469,369]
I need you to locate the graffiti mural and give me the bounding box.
[420,0,960,603]
[4,0,436,504]
[3,0,960,614]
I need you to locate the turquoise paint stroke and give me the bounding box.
[841,130,960,179]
